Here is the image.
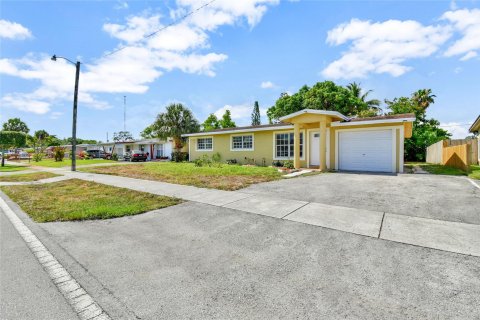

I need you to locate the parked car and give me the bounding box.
[124,150,147,162]
[86,150,106,159]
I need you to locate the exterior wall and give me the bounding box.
[189,129,308,167]
[188,121,408,172]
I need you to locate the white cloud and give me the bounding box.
[440,122,470,139]
[214,103,267,125]
[322,18,452,79]
[442,9,480,60]
[459,51,478,61]
[454,66,462,74]
[50,112,63,119]
[114,0,128,10]
[0,0,277,115]
[260,81,275,89]
[0,19,32,40]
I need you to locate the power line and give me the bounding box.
[101,0,217,59]
[440,123,473,127]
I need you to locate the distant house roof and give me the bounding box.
[469,115,480,133]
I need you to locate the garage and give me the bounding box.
[338,129,394,172]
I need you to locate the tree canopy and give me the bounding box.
[148,103,200,151]
[0,131,27,166]
[266,81,376,123]
[113,131,134,143]
[219,110,236,128]
[202,114,221,132]
[251,101,261,126]
[386,89,450,161]
[2,118,29,134]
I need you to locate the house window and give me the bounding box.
[140,145,145,152]
[275,132,303,158]
[156,144,163,158]
[231,135,253,150]
[197,137,213,151]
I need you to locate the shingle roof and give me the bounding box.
[348,113,415,122]
[200,122,292,133]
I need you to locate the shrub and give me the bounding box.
[171,152,188,162]
[32,152,43,162]
[111,153,118,161]
[283,160,294,169]
[79,151,90,160]
[53,146,65,162]
[272,160,283,167]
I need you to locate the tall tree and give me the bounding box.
[251,101,261,126]
[386,89,449,161]
[0,131,27,166]
[412,89,436,113]
[2,118,29,134]
[267,81,369,123]
[219,110,236,128]
[202,114,220,131]
[346,82,381,110]
[140,125,155,139]
[149,103,200,151]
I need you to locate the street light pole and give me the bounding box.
[51,54,81,172]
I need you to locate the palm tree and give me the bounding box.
[347,82,381,110]
[149,103,200,151]
[412,89,436,111]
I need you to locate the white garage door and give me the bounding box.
[338,129,393,172]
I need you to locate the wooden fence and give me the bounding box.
[426,138,479,171]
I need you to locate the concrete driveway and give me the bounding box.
[19,201,480,319]
[241,172,480,225]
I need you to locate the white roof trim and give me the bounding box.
[182,125,294,137]
[279,109,349,122]
[331,117,415,127]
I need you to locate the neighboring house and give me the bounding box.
[183,109,415,173]
[98,138,173,160]
[469,114,480,163]
[46,144,91,158]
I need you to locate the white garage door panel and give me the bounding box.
[339,130,393,172]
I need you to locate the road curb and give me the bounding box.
[0,197,112,320]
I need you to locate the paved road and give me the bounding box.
[0,209,78,320]
[38,202,480,320]
[242,172,480,224]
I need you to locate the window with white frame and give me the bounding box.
[231,135,253,150]
[197,137,213,150]
[275,132,303,158]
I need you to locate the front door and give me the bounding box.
[310,132,320,166]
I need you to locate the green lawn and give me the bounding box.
[405,162,480,179]
[0,164,28,172]
[81,162,283,190]
[23,158,117,168]
[0,172,60,182]
[0,179,181,222]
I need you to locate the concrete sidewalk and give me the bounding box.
[33,170,477,257]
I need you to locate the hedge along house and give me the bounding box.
[183,109,415,173]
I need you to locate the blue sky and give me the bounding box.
[1,0,479,141]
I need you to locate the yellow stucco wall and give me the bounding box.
[188,121,409,172]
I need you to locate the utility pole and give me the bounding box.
[71,61,80,172]
[51,54,80,172]
[106,132,109,142]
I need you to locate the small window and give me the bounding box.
[314,133,320,138]
[232,135,253,150]
[197,137,213,151]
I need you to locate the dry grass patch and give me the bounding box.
[0,172,60,182]
[0,179,181,222]
[81,162,283,190]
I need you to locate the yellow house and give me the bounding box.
[183,109,415,173]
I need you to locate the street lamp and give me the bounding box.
[51,54,81,171]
